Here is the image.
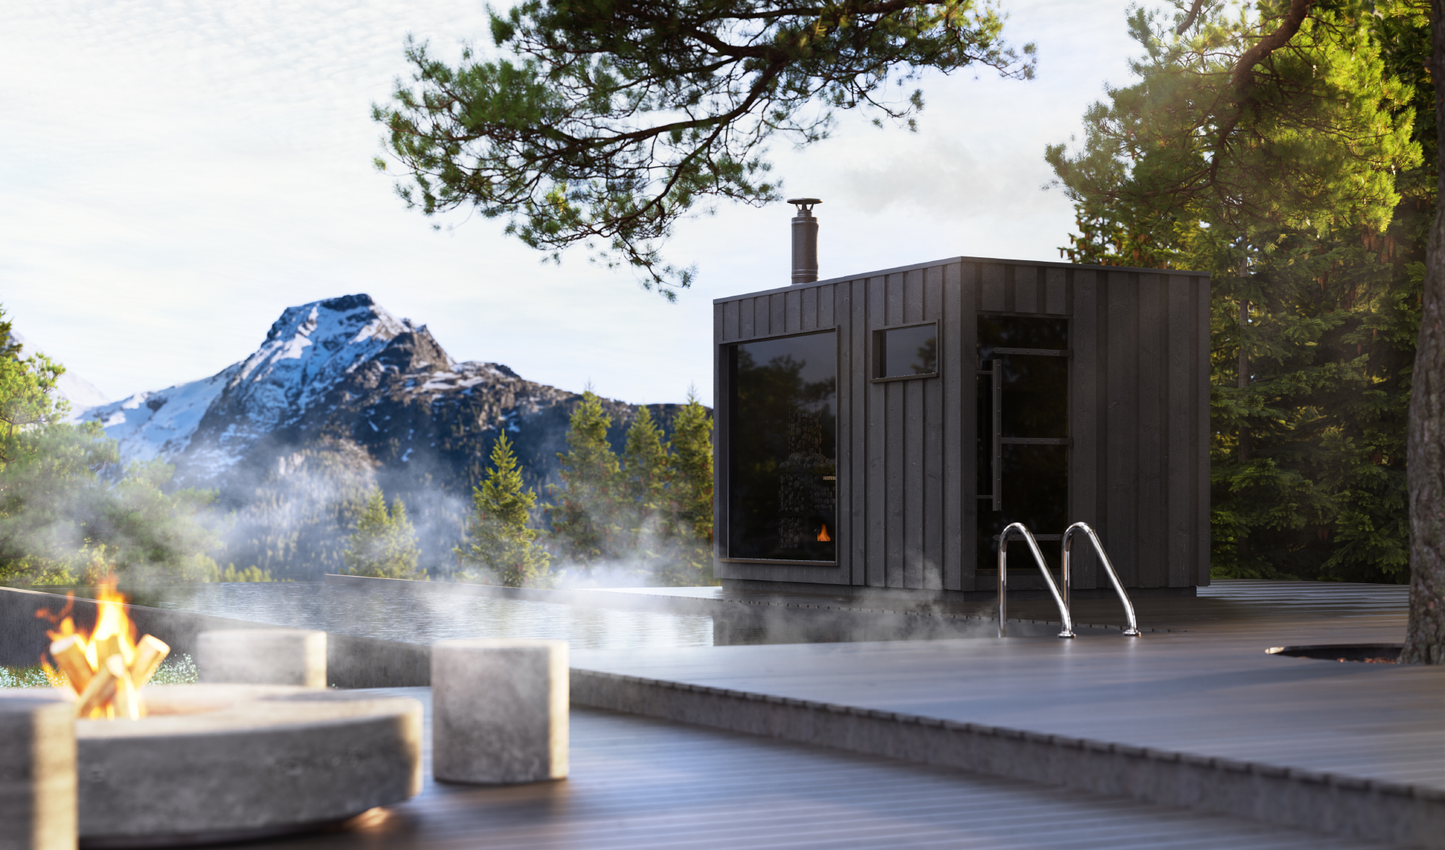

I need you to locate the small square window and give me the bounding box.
[874,324,938,379]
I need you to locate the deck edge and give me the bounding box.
[571,667,1445,848]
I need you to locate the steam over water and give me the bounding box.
[144,584,713,649]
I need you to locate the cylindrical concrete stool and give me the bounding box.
[431,639,568,784]
[0,693,76,850]
[196,629,327,688]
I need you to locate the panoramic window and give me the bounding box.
[727,331,838,562]
[874,323,938,379]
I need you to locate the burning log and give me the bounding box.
[130,635,170,688]
[95,634,128,672]
[48,635,93,693]
[108,657,142,721]
[38,577,171,720]
[74,660,119,719]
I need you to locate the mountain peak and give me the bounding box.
[87,294,442,473]
[263,293,408,345]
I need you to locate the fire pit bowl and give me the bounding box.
[69,684,422,848]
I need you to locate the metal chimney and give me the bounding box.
[789,198,820,284]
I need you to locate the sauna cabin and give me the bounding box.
[711,201,1211,598]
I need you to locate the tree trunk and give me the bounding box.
[1400,0,1445,665]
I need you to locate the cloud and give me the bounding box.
[2,0,1142,409]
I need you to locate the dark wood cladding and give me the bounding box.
[715,257,1210,592]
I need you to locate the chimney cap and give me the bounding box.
[787,198,821,212]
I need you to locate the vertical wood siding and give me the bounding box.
[1137,274,1165,588]
[944,264,971,591]
[849,280,868,587]
[715,260,1210,591]
[1069,270,1101,588]
[1105,271,1140,586]
[922,266,945,591]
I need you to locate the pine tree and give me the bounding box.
[1047,1,1425,582]
[373,1,1034,295]
[0,304,221,585]
[659,389,715,586]
[343,488,421,578]
[619,406,669,555]
[459,433,550,587]
[545,390,622,566]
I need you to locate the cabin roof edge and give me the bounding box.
[713,255,1211,305]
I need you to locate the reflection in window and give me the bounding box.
[876,324,938,378]
[977,315,1068,355]
[977,316,1069,575]
[728,332,837,561]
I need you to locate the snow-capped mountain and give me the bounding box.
[79,294,682,578]
[90,294,444,476]
[88,364,237,465]
[84,293,659,490]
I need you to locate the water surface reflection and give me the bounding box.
[139,583,713,650]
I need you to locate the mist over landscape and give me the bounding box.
[12,295,691,581]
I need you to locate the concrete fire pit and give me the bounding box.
[71,684,421,848]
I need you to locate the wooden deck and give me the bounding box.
[263,693,1392,850]
[564,580,1440,847]
[173,580,1436,848]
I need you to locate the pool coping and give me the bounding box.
[568,665,1443,848]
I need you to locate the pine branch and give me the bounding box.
[1231,0,1315,91]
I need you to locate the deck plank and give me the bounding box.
[260,700,1393,850]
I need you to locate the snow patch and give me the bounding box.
[83,363,239,463]
[92,294,417,467]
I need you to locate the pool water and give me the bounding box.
[138,583,714,650]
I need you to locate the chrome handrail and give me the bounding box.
[1062,522,1141,637]
[998,522,1075,639]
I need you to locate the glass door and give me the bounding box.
[976,316,1070,576]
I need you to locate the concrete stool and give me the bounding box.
[431,639,568,784]
[0,693,76,850]
[196,629,327,688]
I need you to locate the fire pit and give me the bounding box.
[75,684,421,848]
[19,581,422,848]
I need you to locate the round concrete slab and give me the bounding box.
[68,684,421,848]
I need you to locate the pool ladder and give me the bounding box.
[997,521,1141,639]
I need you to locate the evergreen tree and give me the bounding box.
[545,390,623,566]
[459,433,550,587]
[372,0,1034,294]
[0,304,222,584]
[619,406,669,553]
[660,389,715,586]
[0,315,68,470]
[1401,0,1445,663]
[1047,1,1425,582]
[343,488,421,578]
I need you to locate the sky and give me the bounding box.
[2,0,1144,408]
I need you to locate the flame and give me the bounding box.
[38,576,136,665]
[87,577,138,668]
[817,523,831,542]
[35,575,164,720]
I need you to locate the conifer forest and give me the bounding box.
[1047,0,1431,583]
